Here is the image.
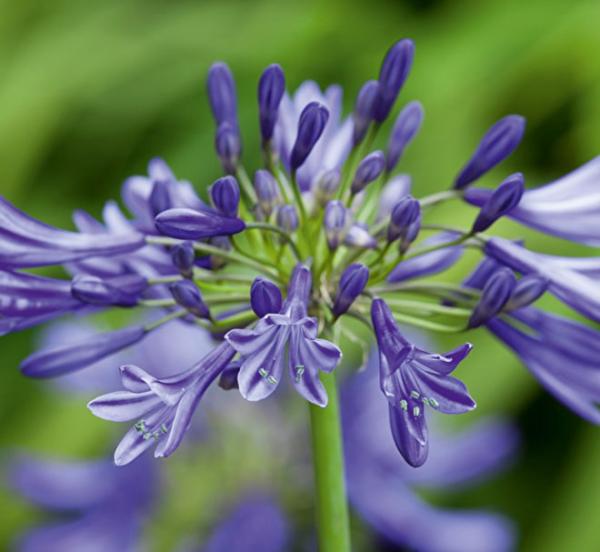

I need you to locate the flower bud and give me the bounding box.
[471,173,524,233]
[468,268,516,328]
[377,175,412,220]
[454,115,525,189]
[207,62,237,125]
[505,274,548,311]
[250,277,283,317]
[215,122,241,174]
[373,39,415,123]
[386,100,424,172]
[169,280,210,319]
[333,264,369,316]
[387,196,420,242]
[210,176,240,218]
[155,207,245,240]
[345,223,377,249]
[258,64,285,144]
[400,216,421,254]
[254,170,281,217]
[352,80,379,146]
[71,274,146,307]
[148,180,171,216]
[290,102,329,170]
[276,205,299,233]
[351,151,386,195]
[314,169,341,206]
[324,200,351,250]
[171,241,195,278]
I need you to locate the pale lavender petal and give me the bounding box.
[88,390,163,422]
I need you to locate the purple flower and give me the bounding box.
[274,82,353,192]
[226,265,342,406]
[387,195,420,242]
[289,102,330,171]
[465,156,600,245]
[254,170,281,217]
[169,280,210,319]
[350,150,386,195]
[171,241,195,278]
[250,277,283,317]
[313,169,341,206]
[258,64,286,145]
[9,454,157,552]
[333,263,369,317]
[352,80,379,146]
[454,115,525,189]
[342,362,517,552]
[276,204,299,233]
[471,173,524,233]
[88,342,236,464]
[377,174,412,219]
[0,197,144,268]
[324,200,376,250]
[202,495,289,552]
[207,62,238,126]
[154,206,245,240]
[372,39,415,123]
[210,176,241,218]
[468,267,516,328]
[371,298,475,466]
[215,121,242,174]
[386,100,424,172]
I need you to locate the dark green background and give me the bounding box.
[1,0,599,550]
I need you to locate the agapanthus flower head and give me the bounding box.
[371,299,475,467]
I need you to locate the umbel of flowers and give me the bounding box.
[2,37,600,551]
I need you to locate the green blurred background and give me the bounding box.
[1,0,599,550]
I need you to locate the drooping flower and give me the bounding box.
[371,298,475,466]
[226,264,342,406]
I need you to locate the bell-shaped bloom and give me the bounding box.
[226,264,342,406]
[9,454,157,552]
[485,237,600,322]
[352,80,379,146]
[342,362,517,552]
[0,197,144,269]
[155,206,245,240]
[202,495,290,552]
[386,100,424,172]
[21,325,146,378]
[274,82,353,192]
[454,115,525,189]
[371,299,475,467]
[465,156,600,245]
[210,176,240,218]
[89,342,236,464]
[289,102,330,171]
[250,277,283,317]
[372,39,415,122]
[470,173,524,233]
[258,64,286,144]
[333,263,369,317]
[468,268,516,328]
[351,150,386,195]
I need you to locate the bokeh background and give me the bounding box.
[1,0,599,550]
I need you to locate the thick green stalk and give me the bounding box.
[309,373,351,552]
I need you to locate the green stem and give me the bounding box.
[245,222,302,261]
[309,372,351,552]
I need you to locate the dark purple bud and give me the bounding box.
[400,216,421,253]
[258,64,286,144]
[352,80,379,146]
[148,180,171,216]
[155,207,245,239]
[373,39,415,123]
[210,176,240,218]
[207,62,237,125]
[505,274,548,311]
[171,241,195,278]
[333,264,369,316]
[71,274,146,307]
[290,102,329,171]
[386,100,424,172]
[387,195,420,242]
[21,325,146,378]
[377,175,412,220]
[471,173,524,233]
[254,170,281,217]
[276,205,299,233]
[215,122,241,174]
[250,277,283,317]
[314,169,341,206]
[218,361,241,390]
[169,280,210,319]
[351,150,386,195]
[454,115,526,189]
[468,267,517,328]
[324,200,351,250]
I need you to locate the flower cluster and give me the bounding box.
[2,37,600,470]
